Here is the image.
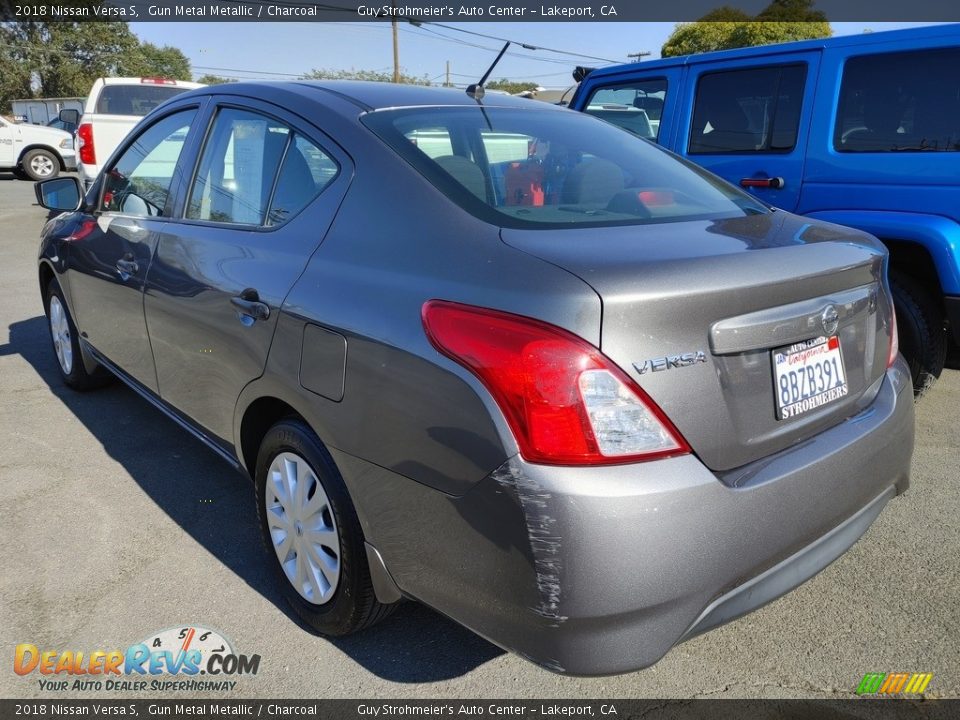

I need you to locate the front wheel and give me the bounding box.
[891,273,947,396]
[44,279,112,390]
[254,418,396,635]
[22,149,60,181]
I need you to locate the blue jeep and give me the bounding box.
[571,24,960,393]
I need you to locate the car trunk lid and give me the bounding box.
[501,211,893,471]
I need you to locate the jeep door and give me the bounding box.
[674,52,821,212]
[64,105,203,392]
[143,99,350,445]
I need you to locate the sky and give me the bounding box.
[130,21,938,89]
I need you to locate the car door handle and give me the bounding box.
[231,290,270,322]
[740,176,785,189]
[115,258,138,277]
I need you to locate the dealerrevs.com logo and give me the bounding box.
[856,672,934,696]
[14,625,260,693]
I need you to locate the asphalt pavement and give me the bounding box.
[1,173,957,700]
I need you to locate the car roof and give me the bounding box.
[585,22,960,80]
[187,80,559,113]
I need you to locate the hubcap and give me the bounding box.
[30,154,55,177]
[265,452,341,605]
[48,296,73,374]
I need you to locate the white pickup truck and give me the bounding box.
[71,77,204,188]
[0,115,76,180]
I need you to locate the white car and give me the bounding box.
[73,77,204,188]
[0,115,75,180]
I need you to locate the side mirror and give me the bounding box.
[59,108,81,126]
[35,177,83,212]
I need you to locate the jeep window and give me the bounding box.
[584,78,668,141]
[689,65,807,154]
[835,47,960,153]
[363,106,767,229]
[100,108,197,217]
[95,85,192,117]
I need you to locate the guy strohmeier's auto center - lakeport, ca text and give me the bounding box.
[38,4,623,20]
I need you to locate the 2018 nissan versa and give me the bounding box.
[35,82,915,676]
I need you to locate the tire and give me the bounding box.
[44,279,112,391]
[890,273,947,396]
[22,149,60,181]
[254,418,395,635]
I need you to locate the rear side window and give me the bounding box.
[267,135,338,226]
[584,78,668,141]
[689,65,807,154]
[95,85,191,117]
[835,47,960,152]
[187,107,336,226]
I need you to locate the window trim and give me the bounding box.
[96,105,202,221]
[687,63,808,156]
[180,102,341,232]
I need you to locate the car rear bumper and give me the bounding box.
[338,358,914,676]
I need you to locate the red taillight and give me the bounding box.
[887,307,899,368]
[422,300,690,466]
[66,220,97,242]
[77,123,95,166]
[141,77,176,85]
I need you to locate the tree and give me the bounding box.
[301,68,431,85]
[195,74,236,85]
[0,41,33,114]
[486,79,539,95]
[661,0,830,58]
[123,42,191,80]
[1,6,192,112]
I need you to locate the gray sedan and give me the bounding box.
[34,81,914,676]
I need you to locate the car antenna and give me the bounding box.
[466,41,512,100]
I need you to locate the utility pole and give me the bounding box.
[391,1,400,83]
[445,60,450,87]
[627,51,652,61]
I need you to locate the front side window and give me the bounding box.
[835,47,960,152]
[689,65,807,154]
[188,108,336,226]
[100,108,197,217]
[584,78,668,141]
[363,106,766,230]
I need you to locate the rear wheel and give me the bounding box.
[891,273,947,396]
[22,149,60,181]
[254,418,395,635]
[44,279,112,390]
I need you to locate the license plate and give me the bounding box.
[772,336,848,420]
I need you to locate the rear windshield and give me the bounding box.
[95,85,190,117]
[362,106,766,229]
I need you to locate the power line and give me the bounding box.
[407,24,577,67]
[424,22,619,63]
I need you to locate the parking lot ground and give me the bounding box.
[1,174,958,699]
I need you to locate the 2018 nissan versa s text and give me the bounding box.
[35,82,915,676]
